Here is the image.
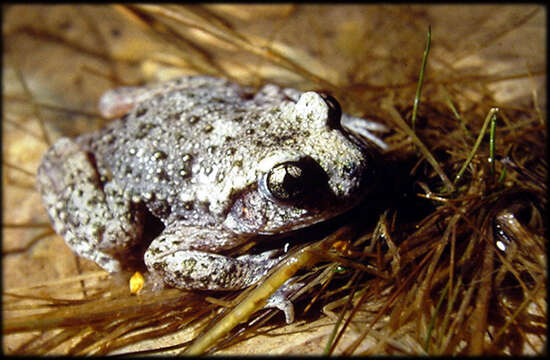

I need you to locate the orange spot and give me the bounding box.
[332,240,352,256]
[130,271,145,295]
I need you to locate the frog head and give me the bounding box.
[223,91,375,235]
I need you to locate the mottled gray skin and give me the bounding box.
[37,76,382,320]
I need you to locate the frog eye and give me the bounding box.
[260,157,328,204]
[319,93,342,130]
[265,162,305,201]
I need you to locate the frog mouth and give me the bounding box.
[223,183,365,236]
[260,201,361,235]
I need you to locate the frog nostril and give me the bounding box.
[343,162,356,175]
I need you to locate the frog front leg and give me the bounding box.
[144,224,300,322]
[144,224,285,290]
[37,137,144,272]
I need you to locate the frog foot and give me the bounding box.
[264,277,303,324]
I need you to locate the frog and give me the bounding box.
[37,76,387,322]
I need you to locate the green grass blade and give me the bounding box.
[453,108,499,185]
[411,25,432,131]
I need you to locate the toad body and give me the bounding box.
[37,76,384,296]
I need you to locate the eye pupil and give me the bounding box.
[267,163,305,201]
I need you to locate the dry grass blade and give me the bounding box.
[3,289,190,334]
[130,5,338,89]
